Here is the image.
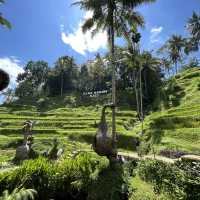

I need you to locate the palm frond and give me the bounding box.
[0,0,5,5]
[118,0,156,8]
[0,14,11,29]
[82,18,94,33]
[125,10,145,27]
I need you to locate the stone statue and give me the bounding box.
[44,138,64,160]
[22,120,33,143]
[14,136,37,162]
[93,104,117,159]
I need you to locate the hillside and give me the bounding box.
[0,67,199,163]
[0,104,137,162]
[136,67,200,155]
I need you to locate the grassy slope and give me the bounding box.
[0,104,137,162]
[0,67,199,163]
[135,67,200,154]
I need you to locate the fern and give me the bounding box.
[0,188,37,200]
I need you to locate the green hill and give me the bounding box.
[0,67,199,163]
[136,67,200,155]
[0,104,137,162]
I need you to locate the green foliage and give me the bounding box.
[0,154,131,200]
[0,0,11,29]
[137,141,151,157]
[46,56,78,96]
[16,61,49,98]
[88,163,131,200]
[138,159,200,200]
[160,35,185,74]
[185,12,200,54]
[0,188,37,200]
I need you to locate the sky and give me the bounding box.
[0,0,199,96]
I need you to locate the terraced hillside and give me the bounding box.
[136,67,200,155]
[0,67,199,163]
[0,105,137,162]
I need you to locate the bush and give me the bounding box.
[138,159,200,200]
[0,153,131,200]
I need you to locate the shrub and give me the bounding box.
[0,153,131,200]
[138,159,200,200]
[0,188,37,200]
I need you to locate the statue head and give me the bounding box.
[0,69,10,91]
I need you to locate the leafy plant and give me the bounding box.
[0,188,37,200]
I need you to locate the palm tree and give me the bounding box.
[55,56,75,97]
[0,188,37,200]
[73,0,155,149]
[136,52,160,131]
[185,12,200,54]
[0,0,11,29]
[161,57,171,77]
[160,35,185,74]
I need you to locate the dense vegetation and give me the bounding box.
[0,1,200,199]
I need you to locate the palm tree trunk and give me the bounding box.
[139,66,144,133]
[61,72,63,97]
[110,24,116,147]
[175,62,178,75]
[133,71,140,119]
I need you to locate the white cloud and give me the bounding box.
[0,57,24,89]
[61,11,108,55]
[150,26,163,43]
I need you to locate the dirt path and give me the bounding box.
[119,151,200,163]
[118,151,177,163]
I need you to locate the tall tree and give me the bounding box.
[160,35,185,74]
[74,0,155,147]
[47,56,78,96]
[160,57,171,77]
[16,61,49,98]
[185,12,200,54]
[0,0,11,29]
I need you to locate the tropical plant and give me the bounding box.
[16,61,49,98]
[185,12,200,54]
[47,56,78,96]
[73,0,156,148]
[55,56,76,97]
[0,0,11,29]
[160,35,185,74]
[0,188,37,200]
[161,57,171,77]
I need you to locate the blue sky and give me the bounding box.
[0,0,199,94]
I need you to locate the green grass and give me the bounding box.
[0,104,137,162]
[129,175,168,200]
[135,67,200,155]
[0,67,199,162]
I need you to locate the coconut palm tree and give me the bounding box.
[0,0,11,29]
[185,12,200,54]
[161,57,171,77]
[73,0,155,148]
[55,56,75,97]
[160,35,185,74]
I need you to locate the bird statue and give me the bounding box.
[93,104,117,160]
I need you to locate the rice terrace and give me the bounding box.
[0,0,200,199]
